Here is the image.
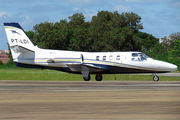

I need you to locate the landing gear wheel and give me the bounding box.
[83,74,91,81]
[95,74,102,81]
[153,75,159,81]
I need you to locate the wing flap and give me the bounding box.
[66,63,106,73]
[66,64,82,72]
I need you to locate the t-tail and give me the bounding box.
[4,22,36,63]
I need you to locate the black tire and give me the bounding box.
[95,74,102,81]
[83,74,91,81]
[153,75,159,81]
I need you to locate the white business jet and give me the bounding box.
[4,22,178,81]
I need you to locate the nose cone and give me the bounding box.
[163,62,178,72]
[153,60,178,72]
[169,64,178,72]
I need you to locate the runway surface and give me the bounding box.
[143,73,180,76]
[0,81,180,120]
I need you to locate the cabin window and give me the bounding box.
[109,55,113,60]
[116,55,120,60]
[96,56,99,61]
[103,56,106,61]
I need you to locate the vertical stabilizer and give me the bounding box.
[4,22,35,61]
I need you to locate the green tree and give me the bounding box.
[89,11,116,51]
[161,32,180,51]
[89,11,143,51]
[32,20,70,50]
[0,60,3,65]
[29,11,144,52]
[171,39,180,57]
[67,13,92,51]
[135,31,159,52]
[7,43,13,61]
[144,43,167,59]
[52,19,70,50]
[32,21,54,49]
[26,31,35,41]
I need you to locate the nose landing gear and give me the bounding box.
[153,75,159,81]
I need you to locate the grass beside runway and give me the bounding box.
[0,68,180,81]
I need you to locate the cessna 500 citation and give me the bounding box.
[4,22,178,81]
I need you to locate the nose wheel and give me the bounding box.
[153,75,159,81]
[95,74,102,81]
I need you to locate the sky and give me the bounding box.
[0,0,180,50]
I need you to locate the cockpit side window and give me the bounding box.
[131,57,140,61]
[132,53,138,57]
[132,53,140,61]
[131,53,150,61]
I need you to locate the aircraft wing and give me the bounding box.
[66,63,107,73]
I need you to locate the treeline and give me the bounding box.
[27,11,159,52]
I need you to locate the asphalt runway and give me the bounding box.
[144,73,180,76]
[0,81,180,120]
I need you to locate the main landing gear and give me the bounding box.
[83,74,91,81]
[83,74,103,81]
[95,74,103,81]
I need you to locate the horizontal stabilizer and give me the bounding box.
[11,45,34,53]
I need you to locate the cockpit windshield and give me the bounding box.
[138,53,150,61]
[131,53,150,61]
